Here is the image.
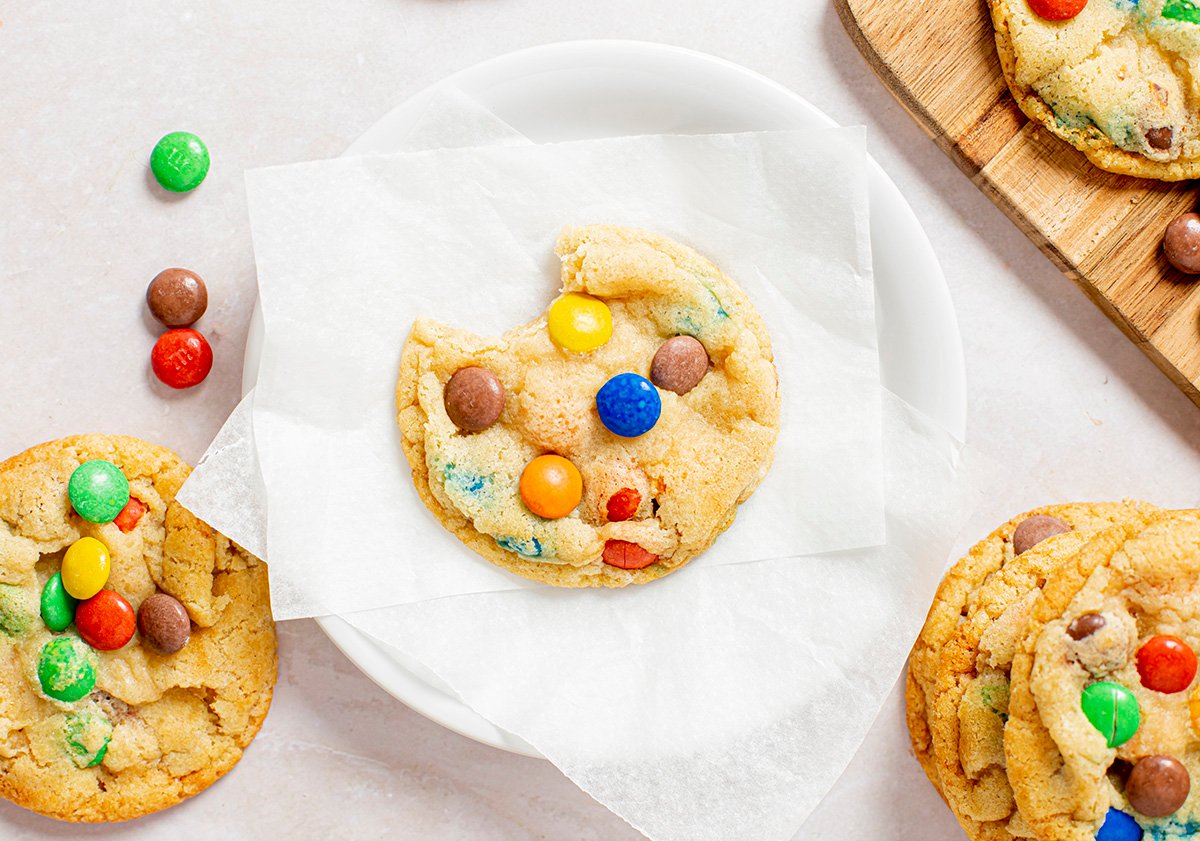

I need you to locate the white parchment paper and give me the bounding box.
[229,125,883,619]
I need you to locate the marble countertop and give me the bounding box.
[4,2,1200,839]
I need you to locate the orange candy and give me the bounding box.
[602,540,658,570]
[1027,0,1087,21]
[519,455,583,519]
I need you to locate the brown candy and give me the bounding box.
[1164,213,1200,274]
[137,593,191,654]
[1146,127,1174,151]
[1012,515,1072,555]
[444,367,505,433]
[1126,755,1190,817]
[147,268,208,327]
[1067,612,1106,640]
[650,336,709,396]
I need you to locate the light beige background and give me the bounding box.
[3,2,1199,838]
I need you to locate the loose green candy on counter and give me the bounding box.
[1081,681,1140,748]
[0,583,32,637]
[68,460,130,524]
[150,131,210,192]
[40,573,78,632]
[63,712,112,768]
[38,637,96,703]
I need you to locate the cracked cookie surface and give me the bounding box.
[396,224,780,587]
[0,435,276,822]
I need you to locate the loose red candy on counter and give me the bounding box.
[75,589,136,651]
[606,488,641,522]
[113,497,147,534]
[1137,635,1198,694]
[602,540,658,570]
[1027,0,1088,21]
[151,328,213,389]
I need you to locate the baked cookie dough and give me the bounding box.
[991,0,1200,180]
[1006,512,1200,840]
[396,224,780,588]
[0,435,276,822]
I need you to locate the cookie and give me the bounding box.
[990,0,1200,180]
[0,435,276,822]
[906,502,1158,807]
[396,224,780,588]
[1006,512,1200,840]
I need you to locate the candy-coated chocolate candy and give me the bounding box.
[1146,127,1173,151]
[64,712,112,768]
[61,537,110,600]
[1164,213,1200,274]
[113,497,147,534]
[1136,635,1198,694]
[1013,515,1071,555]
[1096,807,1142,841]
[444,367,505,432]
[138,593,191,654]
[650,336,709,395]
[547,293,612,353]
[602,540,658,570]
[147,268,208,327]
[606,488,641,522]
[1068,612,1106,641]
[1081,681,1140,748]
[151,328,213,389]
[40,573,78,633]
[76,590,136,651]
[150,131,210,192]
[1191,686,1200,738]
[68,460,130,524]
[519,455,582,519]
[1027,0,1087,21]
[37,637,96,702]
[1164,0,1200,25]
[0,583,32,637]
[1126,755,1190,817]
[596,373,661,438]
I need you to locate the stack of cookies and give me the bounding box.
[907,503,1200,840]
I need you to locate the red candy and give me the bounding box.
[151,328,213,389]
[606,488,641,522]
[75,590,136,651]
[113,497,147,534]
[1027,0,1087,20]
[1137,635,1198,694]
[602,540,658,570]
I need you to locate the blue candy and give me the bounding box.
[596,373,661,438]
[1097,808,1142,841]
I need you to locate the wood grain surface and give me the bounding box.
[835,0,1200,407]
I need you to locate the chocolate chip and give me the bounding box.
[146,268,207,328]
[1126,755,1190,818]
[650,336,709,395]
[1067,612,1106,640]
[443,367,505,433]
[1012,515,1072,555]
[1146,127,1173,151]
[137,593,191,654]
[1164,212,1200,274]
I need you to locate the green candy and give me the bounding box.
[40,574,78,632]
[150,131,210,192]
[68,460,129,524]
[63,712,112,768]
[1164,0,1200,25]
[38,637,96,702]
[1081,681,1140,748]
[0,583,32,636]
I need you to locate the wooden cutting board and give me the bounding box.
[835,0,1200,407]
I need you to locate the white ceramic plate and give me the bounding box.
[244,40,966,758]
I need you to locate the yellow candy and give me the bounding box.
[548,293,612,353]
[61,537,110,600]
[1190,686,1200,738]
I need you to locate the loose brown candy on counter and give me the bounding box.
[443,366,505,433]
[147,268,208,327]
[650,335,709,396]
[1012,514,1071,555]
[1067,612,1106,641]
[1164,213,1200,275]
[1125,755,1190,818]
[137,593,191,654]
